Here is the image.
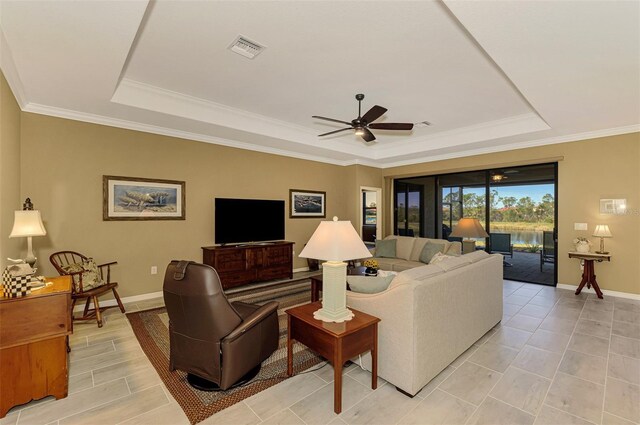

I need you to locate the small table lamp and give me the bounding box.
[9,198,47,268]
[299,216,372,323]
[450,218,489,254]
[592,224,612,254]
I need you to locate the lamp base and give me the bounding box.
[314,260,354,323]
[462,239,476,255]
[313,307,355,323]
[595,251,609,255]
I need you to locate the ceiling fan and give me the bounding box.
[312,94,414,143]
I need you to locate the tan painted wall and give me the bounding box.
[20,112,360,297]
[383,133,640,295]
[0,72,22,263]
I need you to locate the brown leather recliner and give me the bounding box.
[163,260,279,391]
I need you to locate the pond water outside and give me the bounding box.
[502,230,545,246]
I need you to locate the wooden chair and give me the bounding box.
[50,251,125,327]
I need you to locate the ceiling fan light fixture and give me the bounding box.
[354,126,365,136]
[491,172,506,183]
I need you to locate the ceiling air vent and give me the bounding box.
[228,35,265,59]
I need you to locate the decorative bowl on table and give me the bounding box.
[573,237,592,253]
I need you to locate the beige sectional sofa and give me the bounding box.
[347,251,503,396]
[371,235,462,272]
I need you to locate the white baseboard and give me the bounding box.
[293,266,310,273]
[556,283,640,301]
[73,290,163,313]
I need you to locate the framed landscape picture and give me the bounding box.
[290,189,326,218]
[103,175,185,221]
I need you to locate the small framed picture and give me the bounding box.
[289,189,326,218]
[599,198,626,215]
[103,175,185,221]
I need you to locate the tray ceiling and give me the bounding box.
[2,1,638,167]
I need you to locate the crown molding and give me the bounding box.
[378,123,640,169]
[18,102,639,172]
[0,28,28,108]
[22,102,360,167]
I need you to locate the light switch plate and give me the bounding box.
[574,223,588,231]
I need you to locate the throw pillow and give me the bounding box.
[61,258,105,291]
[428,252,452,264]
[347,275,395,294]
[375,239,397,258]
[419,241,445,264]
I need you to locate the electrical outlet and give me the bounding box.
[151,266,158,275]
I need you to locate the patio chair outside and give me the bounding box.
[489,233,513,258]
[540,231,555,271]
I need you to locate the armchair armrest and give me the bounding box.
[224,301,279,342]
[97,261,117,283]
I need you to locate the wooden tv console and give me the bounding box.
[202,241,294,289]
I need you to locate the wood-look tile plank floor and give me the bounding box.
[3,282,639,425]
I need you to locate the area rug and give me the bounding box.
[126,279,323,424]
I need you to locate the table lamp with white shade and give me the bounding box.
[9,198,47,268]
[450,218,489,254]
[592,224,612,254]
[299,216,372,323]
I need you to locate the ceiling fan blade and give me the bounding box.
[318,127,353,137]
[368,123,414,131]
[312,115,352,126]
[361,128,376,143]
[361,105,387,123]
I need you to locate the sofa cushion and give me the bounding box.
[373,257,407,271]
[392,261,425,272]
[385,236,415,261]
[464,250,491,263]
[433,255,473,272]
[375,239,397,258]
[419,241,445,264]
[347,275,395,294]
[391,264,445,287]
[444,242,462,256]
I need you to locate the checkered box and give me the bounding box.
[2,268,32,298]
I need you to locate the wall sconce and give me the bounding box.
[600,199,626,215]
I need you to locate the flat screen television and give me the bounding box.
[215,198,285,245]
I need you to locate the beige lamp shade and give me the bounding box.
[299,217,372,261]
[9,210,47,238]
[592,225,612,238]
[450,218,488,239]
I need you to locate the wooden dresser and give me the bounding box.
[202,241,294,289]
[0,275,72,418]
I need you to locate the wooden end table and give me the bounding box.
[286,302,380,414]
[309,266,367,303]
[568,252,611,299]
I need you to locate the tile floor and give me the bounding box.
[2,281,639,425]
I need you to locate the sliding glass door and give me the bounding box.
[393,163,558,286]
[394,181,423,237]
